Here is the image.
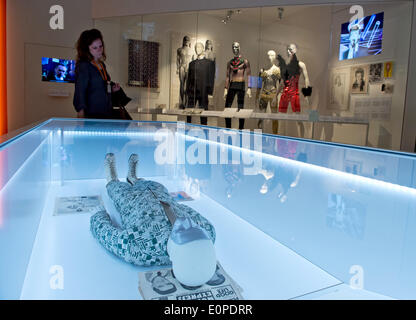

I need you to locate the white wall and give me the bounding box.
[7,0,93,132]
[401,2,416,152]
[327,2,413,150]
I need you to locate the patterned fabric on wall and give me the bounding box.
[128,39,159,88]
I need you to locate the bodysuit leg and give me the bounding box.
[237,89,245,129]
[225,88,237,128]
[106,180,140,229]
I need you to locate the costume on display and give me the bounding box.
[176,36,193,109]
[257,50,281,133]
[204,40,216,96]
[224,42,252,130]
[186,42,215,125]
[277,44,312,113]
[91,153,217,286]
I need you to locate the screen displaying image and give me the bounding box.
[42,57,76,83]
[339,12,384,61]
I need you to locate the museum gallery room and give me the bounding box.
[1,0,416,301]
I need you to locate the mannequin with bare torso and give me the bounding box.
[223,42,252,130]
[177,36,194,109]
[256,50,281,134]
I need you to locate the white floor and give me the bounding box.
[20,177,391,300]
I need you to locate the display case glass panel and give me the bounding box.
[1,118,416,299]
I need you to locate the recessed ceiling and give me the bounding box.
[202,5,322,26]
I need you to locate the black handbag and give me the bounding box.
[111,83,132,120]
[115,105,133,120]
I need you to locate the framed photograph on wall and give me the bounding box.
[369,63,383,83]
[329,67,350,110]
[350,65,369,94]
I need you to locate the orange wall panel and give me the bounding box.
[0,0,6,135]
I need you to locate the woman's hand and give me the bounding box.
[112,83,121,92]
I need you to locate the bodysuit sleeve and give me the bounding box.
[90,210,171,267]
[90,210,132,261]
[174,203,216,243]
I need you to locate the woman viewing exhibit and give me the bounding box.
[73,29,121,119]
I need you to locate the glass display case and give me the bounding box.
[0,118,415,299]
[94,1,413,150]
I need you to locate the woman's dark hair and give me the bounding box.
[75,29,106,70]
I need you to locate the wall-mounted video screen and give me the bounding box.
[42,57,76,83]
[339,12,384,61]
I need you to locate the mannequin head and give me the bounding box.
[194,42,205,57]
[167,217,216,287]
[183,36,191,47]
[267,50,276,64]
[232,42,240,56]
[205,40,213,51]
[287,43,297,57]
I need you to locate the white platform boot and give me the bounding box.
[127,153,140,185]
[104,153,119,183]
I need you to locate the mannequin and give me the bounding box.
[277,44,311,113]
[176,36,193,109]
[224,42,252,130]
[186,42,215,125]
[204,40,216,63]
[256,50,281,134]
[204,40,216,96]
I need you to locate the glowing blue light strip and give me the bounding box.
[54,130,163,137]
[179,133,416,196]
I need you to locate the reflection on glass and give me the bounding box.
[326,193,366,239]
[223,164,243,199]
